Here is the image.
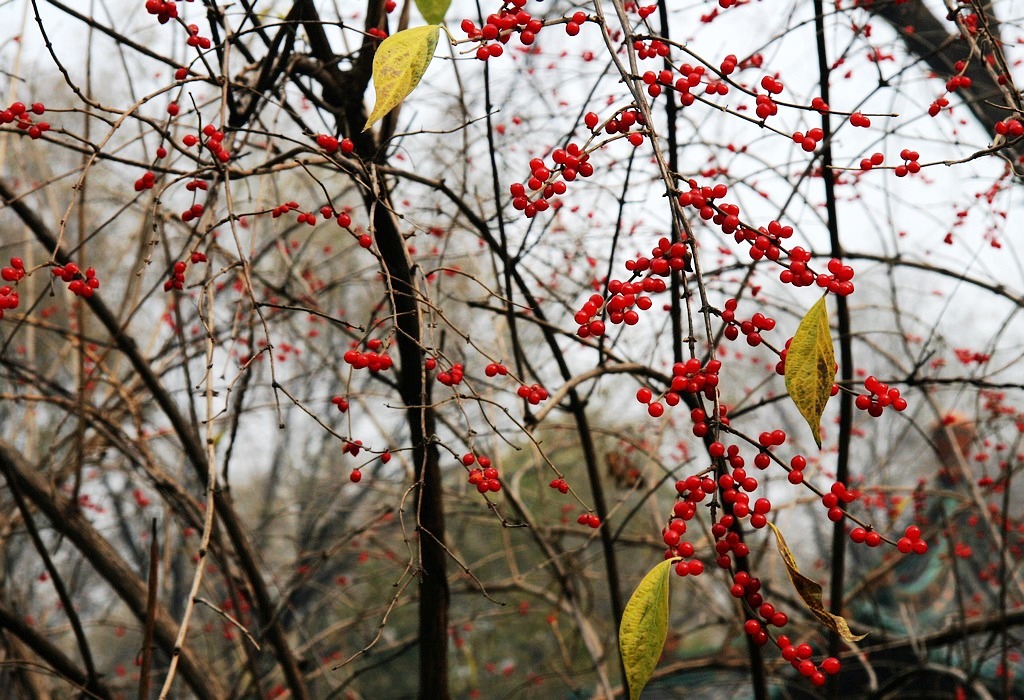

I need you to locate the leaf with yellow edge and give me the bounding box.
[415,0,450,24]
[784,295,836,448]
[619,558,675,700]
[767,522,866,642]
[364,25,440,131]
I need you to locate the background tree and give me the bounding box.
[0,0,1022,698]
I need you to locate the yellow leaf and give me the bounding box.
[364,25,440,131]
[415,0,450,24]
[619,558,675,700]
[767,522,866,642]
[784,295,835,448]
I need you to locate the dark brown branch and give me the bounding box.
[293,1,451,696]
[138,519,159,700]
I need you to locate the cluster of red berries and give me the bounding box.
[664,475,711,574]
[165,262,188,292]
[0,101,50,139]
[52,262,100,298]
[574,278,659,338]
[741,219,793,261]
[848,526,883,547]
[144,0,180,23]
[510,145,593,218]
[330,396,349,413]
[436,362,464,386]
[0,257,22,319]
[729,570,768,619]
[821,481,858,523]
[633,38,669,59]
[185,179,209,193]
[946,74,972,92]
[133,171,157,191]
[859,152,885,171]
[787,454,808,484]
[460,0,544,61]
[163,251,206,292]
[854,375,908,416]
[548,477,569,493]
[315,134,355,155]
[574,242,685,339]
[733,566,843,685]
[894,148,921,177]
[484,362,509,377]
[576,512,601,528]
[720,53,738,75]
[645,236,690,275]
[591,108,647,146]
[689,402,729,438]
[672,358,722,396]
[775,635,841,687]
[636,359,722,418]
[678,182,734,226]
[678,182,820,287]
[754,94,778,120]
[618,259,670,288]
[722,301,776,346]
[718,469,771,527]
[182,124,231,163]
[642,65,725,103]
[2,257,26,283]
[185,23,212,49]
[927,95,950,117]
[743,602,788,632]
[760,75,784,95]
[0,285,19,319]
[756,428,787,451]
[511,158,562,214]
[181,203,204,222]
[710,513,750,567]
[752,76,783,119]
[896,525,929,554]
[516,383,548,404]
[343,340,393,373]
[271,201,300,218]
[466,455,501,493]
[849,111,871,127]
[780,251,855,295]
[791,127,824,153]
[819,258,856,293]
[994,118,1023,138]
[563,10,588,36]
[342,439,363,457]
